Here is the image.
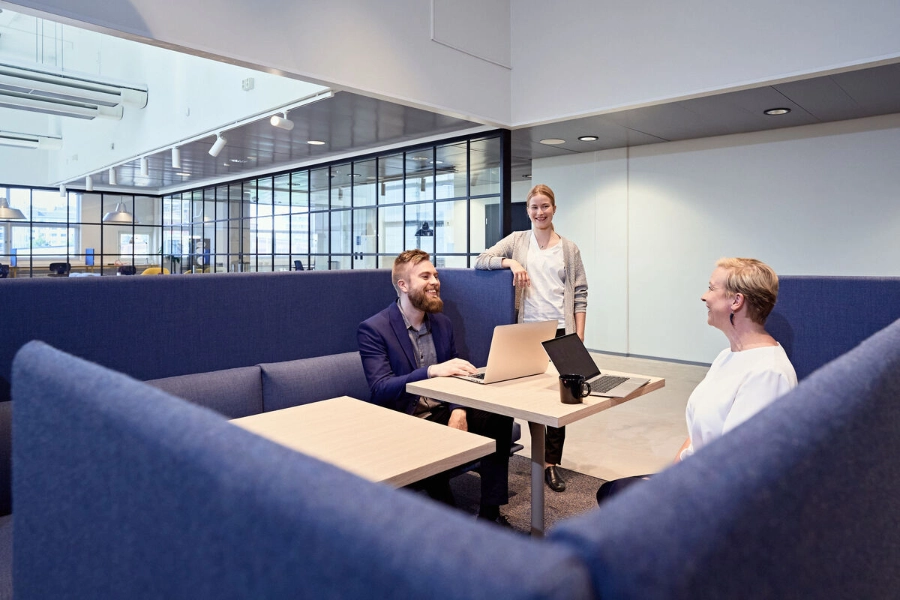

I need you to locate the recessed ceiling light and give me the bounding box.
[351,173,362,177]
[539,138,565,145]
[412,156,429,162]
[523,174,532,179]
[230,158,248,163]
[429,160,444,165]
[307,140,325,145]
[578,135,599,142]
[176,172,191,177]
[764,108,791,116]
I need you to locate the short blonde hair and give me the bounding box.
[392,249,431,295]
[716,257,779,325]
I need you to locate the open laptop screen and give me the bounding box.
[542,333,601,379]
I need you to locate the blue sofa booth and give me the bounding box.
[10,319,900,598]
[2,273,900,597]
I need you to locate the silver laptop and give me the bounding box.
[457,320,557,384]
[542,334,649,398]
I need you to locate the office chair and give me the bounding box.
[48,262,71,277]
[140,267,170,275]
[294,260,304,271]
[0,264,8,279]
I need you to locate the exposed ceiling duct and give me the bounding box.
[0,130,62,150]
[0,61,147,120]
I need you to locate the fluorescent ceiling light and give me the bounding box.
[0,61,147,121]
[0,130,62,150]
[307,140,325,145]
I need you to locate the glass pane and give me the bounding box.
[378,154,404,205]
[135,226,161,263]
[470,137,501,196]
[310,212,329,255]
[406,149,434,203]
[9,188,30,220]
[353,207,377,255]
[78,224,101,256]
[79,192,102,223]
[32,189,67,223]
[435,200,467,254]
[291,254,311,271]
[215,220,230,262]
[291,213,309,254]
[135,195,160,226]
[470,196,500,253]
[291,171,309,211]
[330,209,351,254]
[310,168,329,209]
[256,216,274,254]
[309,255,327,271]
[330,255,351,270]
[436,142,468,199]
[274,214,290,254]
[440,255,469,268]
[274,255,291,271]
[332,163,352,208]
[379,205,404,254]
[274,174,291,215]
[406,203,434,254]
[353,159,377,207]
[256,177,274,208]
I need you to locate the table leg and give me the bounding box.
[528,421,545,537]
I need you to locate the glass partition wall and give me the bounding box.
[0,132,508,276]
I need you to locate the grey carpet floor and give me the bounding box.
[446,454,605,534]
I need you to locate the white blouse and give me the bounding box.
[682,344,797,459]
[521,231,566,329]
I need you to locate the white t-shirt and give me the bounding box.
[521,231,565,328]
[682,344,797,459]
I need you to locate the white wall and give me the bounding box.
[537,113,900,363]
[511,0,900,125]
[5,0,512,125]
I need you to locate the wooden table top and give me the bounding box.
[230,396,495,487]
[407,365,665,428]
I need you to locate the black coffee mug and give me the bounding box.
[559,373,591,404]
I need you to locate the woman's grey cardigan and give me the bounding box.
[474,230,588,335]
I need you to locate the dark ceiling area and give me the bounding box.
[62,61,900,193]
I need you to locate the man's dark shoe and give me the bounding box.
[545,465,566,492]
[477,512,514,529]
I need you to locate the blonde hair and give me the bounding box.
[392,249,431,295]
[526,184,556,207]
[716,257,779,325]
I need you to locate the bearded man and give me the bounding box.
[357,249,513,527]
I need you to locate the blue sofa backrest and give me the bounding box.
[550,318,900,598]
[767,276,900,380]
[0,269,515,403]
[12,341,591,599]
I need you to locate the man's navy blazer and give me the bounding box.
[357,302,459,414]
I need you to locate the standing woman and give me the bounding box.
[475,184,588,493]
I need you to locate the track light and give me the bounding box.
[59,184,66,197]
[270,112,294,131]
[420,178,426,192]
[209,134,227,157]
[85,175,93,192]
[140,156,149,177]
[172,146,182,169]
[108,167,117,186]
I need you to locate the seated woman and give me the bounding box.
[597,257,798,505]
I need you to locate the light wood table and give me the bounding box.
[408,365,665,536]
[231,396,495,487]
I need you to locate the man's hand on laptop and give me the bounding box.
[427,358,476,378]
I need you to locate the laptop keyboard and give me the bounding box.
[587,375,628,394]
[470,372,486,380]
